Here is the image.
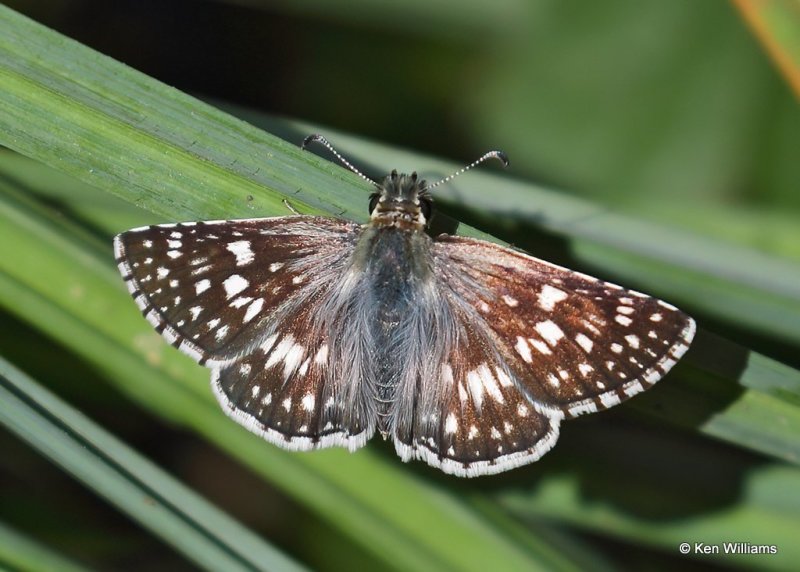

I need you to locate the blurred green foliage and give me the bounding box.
[1,1,799,571]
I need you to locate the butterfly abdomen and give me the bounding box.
[356,225,438,432]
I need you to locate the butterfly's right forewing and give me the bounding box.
[114,216,360,365]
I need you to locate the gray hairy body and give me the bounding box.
[315,224,458,441]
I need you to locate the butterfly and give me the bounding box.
[114,134,695,477]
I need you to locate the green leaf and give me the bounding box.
[0,357,307,572]
[0,520,90,572]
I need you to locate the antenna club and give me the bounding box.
[301,134,325,150]
[426,149,510,190]
[494,151,510,168]
[301,133,378,187]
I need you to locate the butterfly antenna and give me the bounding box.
[426,150,509,191]
[302,134,378,187]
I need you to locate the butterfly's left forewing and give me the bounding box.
[433,236,695,418]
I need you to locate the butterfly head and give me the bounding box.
[300,133,508,232]
[368,170,433,230]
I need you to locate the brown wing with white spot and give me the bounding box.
[116,215,374,449]
[210,297,375,451]
[433,236,695,418]
[393,305,563,477]
[114,216,360,366]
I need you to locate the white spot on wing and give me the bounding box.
[314,344,328,364]
[226,240,255,266]
[230,296,252,308]
[538,284,568,311]
[494,367,512,387]
[243,298,264,323]
[195,279,210,295]
[515,336,533,363]
[223,274,248,299]
[625,334,640,349]
[444,413,458,435]
[301,394,315,412]
[529,338,552,355]
[615,315,633,326]
[575,333,594,353]
[191,265,212,276]
[266,336,294,368]
[466,370,485,409]
[502,295,519,307]
[458,383,468,404]
[260,334,278,353]
[535,320,564,346]
[478,364,503,403]
[282,343,305,379]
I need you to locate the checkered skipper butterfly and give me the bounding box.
[115,135,695,477]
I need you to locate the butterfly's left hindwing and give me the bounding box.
[392,303,563,477]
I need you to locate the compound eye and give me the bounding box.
[368,192,380,214]
[420,197,433,221]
